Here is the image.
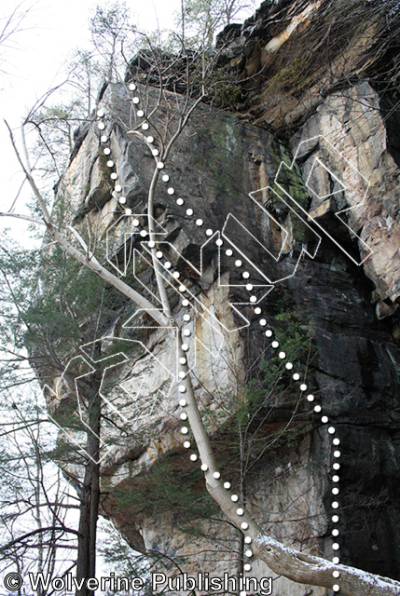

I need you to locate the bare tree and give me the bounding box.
[0,2,30,75]
[2,1,400,594]
[0,390,79,594]
[4,89,400,596]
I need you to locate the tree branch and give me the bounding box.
[0,526,80,555]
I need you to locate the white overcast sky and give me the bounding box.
[0,0,183,217]
[0,0,186,565]
[0,0,257,230]
[0,0,257,568]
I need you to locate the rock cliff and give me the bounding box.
[46,0,400,593]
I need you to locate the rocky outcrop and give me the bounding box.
[46,1,400,593]
[215,0,400,129]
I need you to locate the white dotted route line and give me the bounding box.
[96,85,342,592]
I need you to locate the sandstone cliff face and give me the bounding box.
[50,0,400,593]
[215,0,400,128]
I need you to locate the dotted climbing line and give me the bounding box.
[96,84,342,593]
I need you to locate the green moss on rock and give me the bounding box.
[269,140,313,244]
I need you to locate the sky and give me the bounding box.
[0,0,182,221]
[0,0,258,223]
[0,0,183,571]
[0,0,258,572]
[0,0,261,576]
